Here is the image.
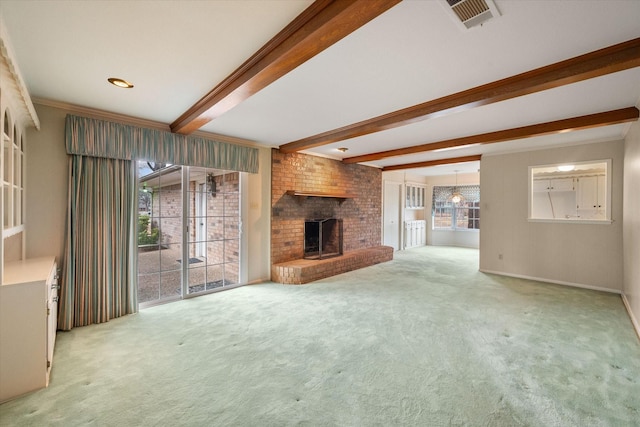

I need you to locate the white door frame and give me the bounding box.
[195,182,206,257]
[383,180,403,251]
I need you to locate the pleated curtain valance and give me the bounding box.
[65,114,259,173]
[432,185,480,203]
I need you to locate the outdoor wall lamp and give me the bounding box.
[207,173,216,197]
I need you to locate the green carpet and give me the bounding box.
[1,246,638,426]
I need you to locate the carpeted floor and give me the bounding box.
[1,246,639,426]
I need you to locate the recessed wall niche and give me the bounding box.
[529,159,611,223]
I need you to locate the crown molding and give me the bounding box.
[0,15,39,130]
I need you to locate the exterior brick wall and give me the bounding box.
[149,171,240,283]
[271,149,383,271]
[152,182,183,250]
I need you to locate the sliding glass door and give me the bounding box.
[186,167,240,295]
[137,162,241,307]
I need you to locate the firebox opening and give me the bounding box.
[304,218,343,260]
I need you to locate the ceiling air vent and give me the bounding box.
[443,0,501,29]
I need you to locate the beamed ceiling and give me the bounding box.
[1,0,639,176]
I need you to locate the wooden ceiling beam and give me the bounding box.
[170,0,401,135]
[280,37,640,153]
[382,155,482,172]
[343,107,639,164]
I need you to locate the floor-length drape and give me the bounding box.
[59,155,137,330]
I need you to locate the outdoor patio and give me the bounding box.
[137,245,232,304]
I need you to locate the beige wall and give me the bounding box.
[244,146,271,283]
[480,140,624,292]
[623,120,640,334]
[25,104,68,263]
[26,104,272,284]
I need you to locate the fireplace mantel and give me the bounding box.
[286,190,356,204]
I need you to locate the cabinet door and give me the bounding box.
[532,180,549,192]
[46,267,58,384]
[550,178,574,191]
[596,175,605,210]
[578,176,598,209]
[0,281,47,402]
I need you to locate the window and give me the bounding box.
[529,160,611,223]
[432,185,480,230]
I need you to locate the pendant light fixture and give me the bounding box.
[448,170,465,205]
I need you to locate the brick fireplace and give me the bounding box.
[304,218,343,260]
[271,149,392,284]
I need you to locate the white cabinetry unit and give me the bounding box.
[533,177,575,192]
[404,220,426,248]
[577,176,605,210]
[0,257,58,403]
[577,175,606,219]
[1,17,40,279]
[406,184,426,208]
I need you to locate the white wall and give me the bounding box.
[480,140,624,292]
[623,121,640,334]
[26,104,272,284]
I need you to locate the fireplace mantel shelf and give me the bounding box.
[286,190,356,204]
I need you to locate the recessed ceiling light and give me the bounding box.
[558,165,575,172]
[337,147,348,152]
[107,77,134,88]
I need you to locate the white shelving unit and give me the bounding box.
[1,16,40,281]
[404,183,427,249]
[2,107,25,239]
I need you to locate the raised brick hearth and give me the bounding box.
[272,245,393,284]
[271,150,391,284]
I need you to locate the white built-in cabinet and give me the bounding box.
[532,177,575,192]
[531,173,607,221]
[0,257,58,403]
[1,18,55,403]
[577,175,605,210]
[2,104,25,239]
[406,184,426,208]
[576,175,606,219]
[404,183,427,248]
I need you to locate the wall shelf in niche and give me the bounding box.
[285,190,356,205]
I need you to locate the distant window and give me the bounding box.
[529,160,611,223]
[432,185,480,230]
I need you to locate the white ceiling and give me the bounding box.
[1,0,639,176]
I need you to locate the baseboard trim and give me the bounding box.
[479,269,622,294]
[621,293,640,341]
[246,278,270,285]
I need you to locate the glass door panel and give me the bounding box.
[137,162,183,305]
[137,163,242,306]
[186,168,240,296]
